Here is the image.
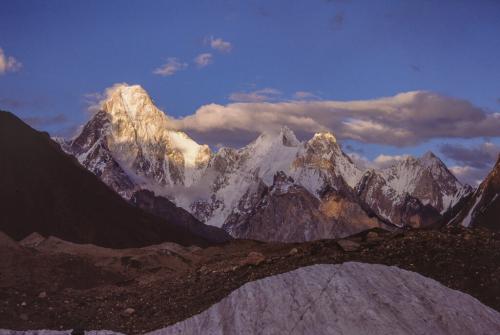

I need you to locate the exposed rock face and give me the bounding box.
[150,262,500,335]
[356,170,442,228]
[130,190,232,244]
[450,155,500,230]
[223,172,384,242]
[0,111,214,248]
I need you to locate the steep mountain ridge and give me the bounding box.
[449,155,500,230]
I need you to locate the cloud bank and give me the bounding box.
[347,153,409,170]
[228,88,282,102]
[168,91,500,147]
[440,142,500,185]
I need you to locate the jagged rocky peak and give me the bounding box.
[103,84,157,120]
[379,150,468,214]
[311,131,337,143]
[66,83,212,197]
[251,126,301,149]
[421,150,438,162]
[306,131,340,153]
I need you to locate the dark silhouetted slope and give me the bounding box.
[0,111,213,248]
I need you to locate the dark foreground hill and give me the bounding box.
[0,111,216,248]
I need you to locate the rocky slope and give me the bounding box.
[61,84,470,240]
[223,172,384,242]
[157,262,500,335]
[0,111,214,248]
[450,155,500,230]
[130,190,232,243]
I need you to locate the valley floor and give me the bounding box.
[1,226,499,334]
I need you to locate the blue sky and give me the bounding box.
[1,0,500,184]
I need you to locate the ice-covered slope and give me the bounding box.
[148,262,500,335]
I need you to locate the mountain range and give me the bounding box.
[57,84,492,242]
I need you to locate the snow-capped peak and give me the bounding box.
[102,83,168,124]
[420,151,442,167]
[68,83,212,197]
[312,131,337,143]
[378,151,467,214]
[251,126,300,149]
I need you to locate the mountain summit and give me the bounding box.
[66,84,211,198]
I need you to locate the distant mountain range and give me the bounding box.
[55,84,498,241]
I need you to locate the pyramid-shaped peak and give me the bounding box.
[101,83,164,121]
[420,151,445,167]
[105,84,152,106]
[421,150,437,160]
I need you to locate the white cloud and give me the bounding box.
[194,53,213,68]
[373,154,409,169]
[153,57,188,76]
[0,48,22,75]
[449,165,487,186]
[440,142,499,168]
[167,91,500,147]
[440,141,500,185]
[228,88,282,102]
[293,91,320,100]
[347,153,409,170]
[206,36,232,53]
